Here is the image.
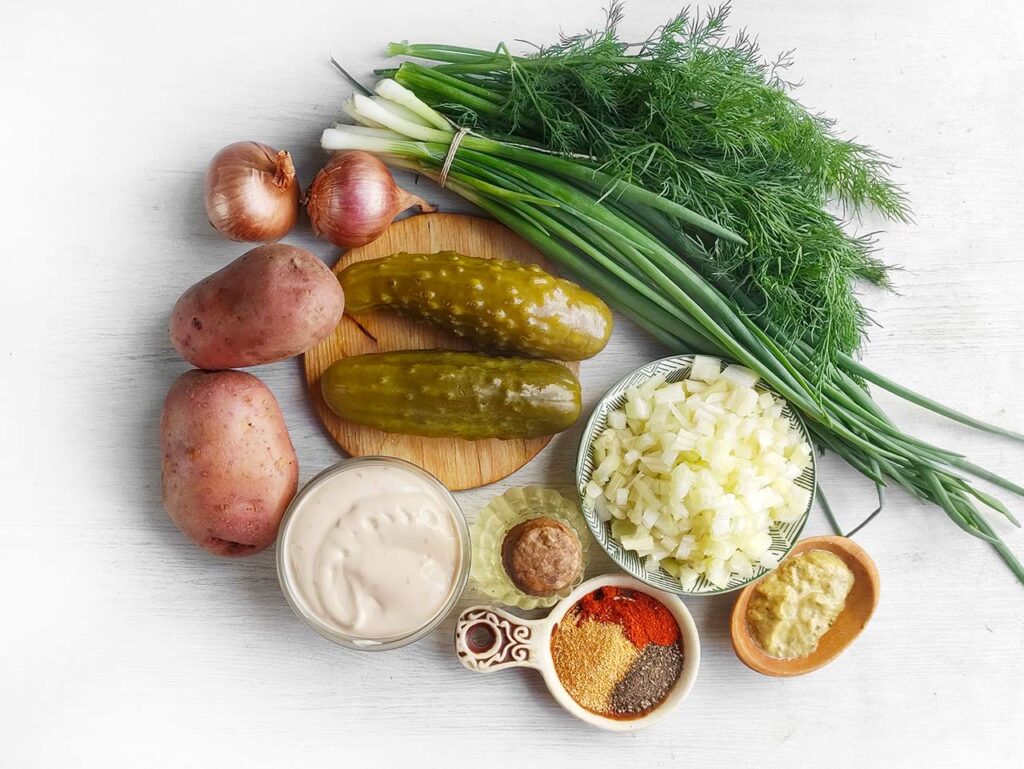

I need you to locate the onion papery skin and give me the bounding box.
[306,151,434,248]
[204,141,300,243]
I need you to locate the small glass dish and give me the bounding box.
[471,486,589,609]
[276,456,471,651]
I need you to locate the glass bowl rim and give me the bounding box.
[276,455,471,651]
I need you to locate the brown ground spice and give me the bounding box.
[550,615,639,714]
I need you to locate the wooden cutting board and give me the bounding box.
[303,212,582,491]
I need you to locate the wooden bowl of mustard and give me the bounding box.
[729,535,879,677]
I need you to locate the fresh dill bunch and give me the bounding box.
[508,3,909,220]
[389,2,910,376]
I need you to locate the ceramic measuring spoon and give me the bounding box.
[454,574,700,731]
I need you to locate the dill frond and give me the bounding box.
[394,2,911,376]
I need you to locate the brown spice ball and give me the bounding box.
[501,516,583,596]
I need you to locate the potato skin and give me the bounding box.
[170,244,344,370]
[160,369,298,556]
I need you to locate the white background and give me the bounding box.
[2,0,1023,766]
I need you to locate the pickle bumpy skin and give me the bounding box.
[339,251,612,361]
[320,350,582,440]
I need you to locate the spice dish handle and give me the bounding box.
[454,606,543,672]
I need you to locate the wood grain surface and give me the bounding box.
[303,213,582,490]
[3,1,1024,768]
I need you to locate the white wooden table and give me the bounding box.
[2,1,1022,766]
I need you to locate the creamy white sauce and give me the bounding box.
[283,464,460,641]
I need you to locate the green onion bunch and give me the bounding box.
[321,7,1024,582]
[382,3,910,381]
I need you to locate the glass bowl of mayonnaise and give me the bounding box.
[276,456,471,651]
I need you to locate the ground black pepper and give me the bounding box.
[609,642,684,716]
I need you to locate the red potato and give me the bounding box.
[160,369,298,556]
[170,244,344,370]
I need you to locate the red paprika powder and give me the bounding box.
[574,587,680,648]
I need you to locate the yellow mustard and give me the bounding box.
[746,550,854,659]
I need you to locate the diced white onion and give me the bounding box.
[720,364,760,389]
[608,410,628,430]
[690,355,722,382]
[589,365,812,589]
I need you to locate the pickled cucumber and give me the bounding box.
[320,350,581,440]
[339,252,612,360]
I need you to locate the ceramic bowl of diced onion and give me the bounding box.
[576,355,816,595]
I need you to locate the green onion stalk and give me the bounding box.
[321,78,1024,584]
[381,4,911,386]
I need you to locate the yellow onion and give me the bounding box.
[306,151,435,248]
[204,141,300,242]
